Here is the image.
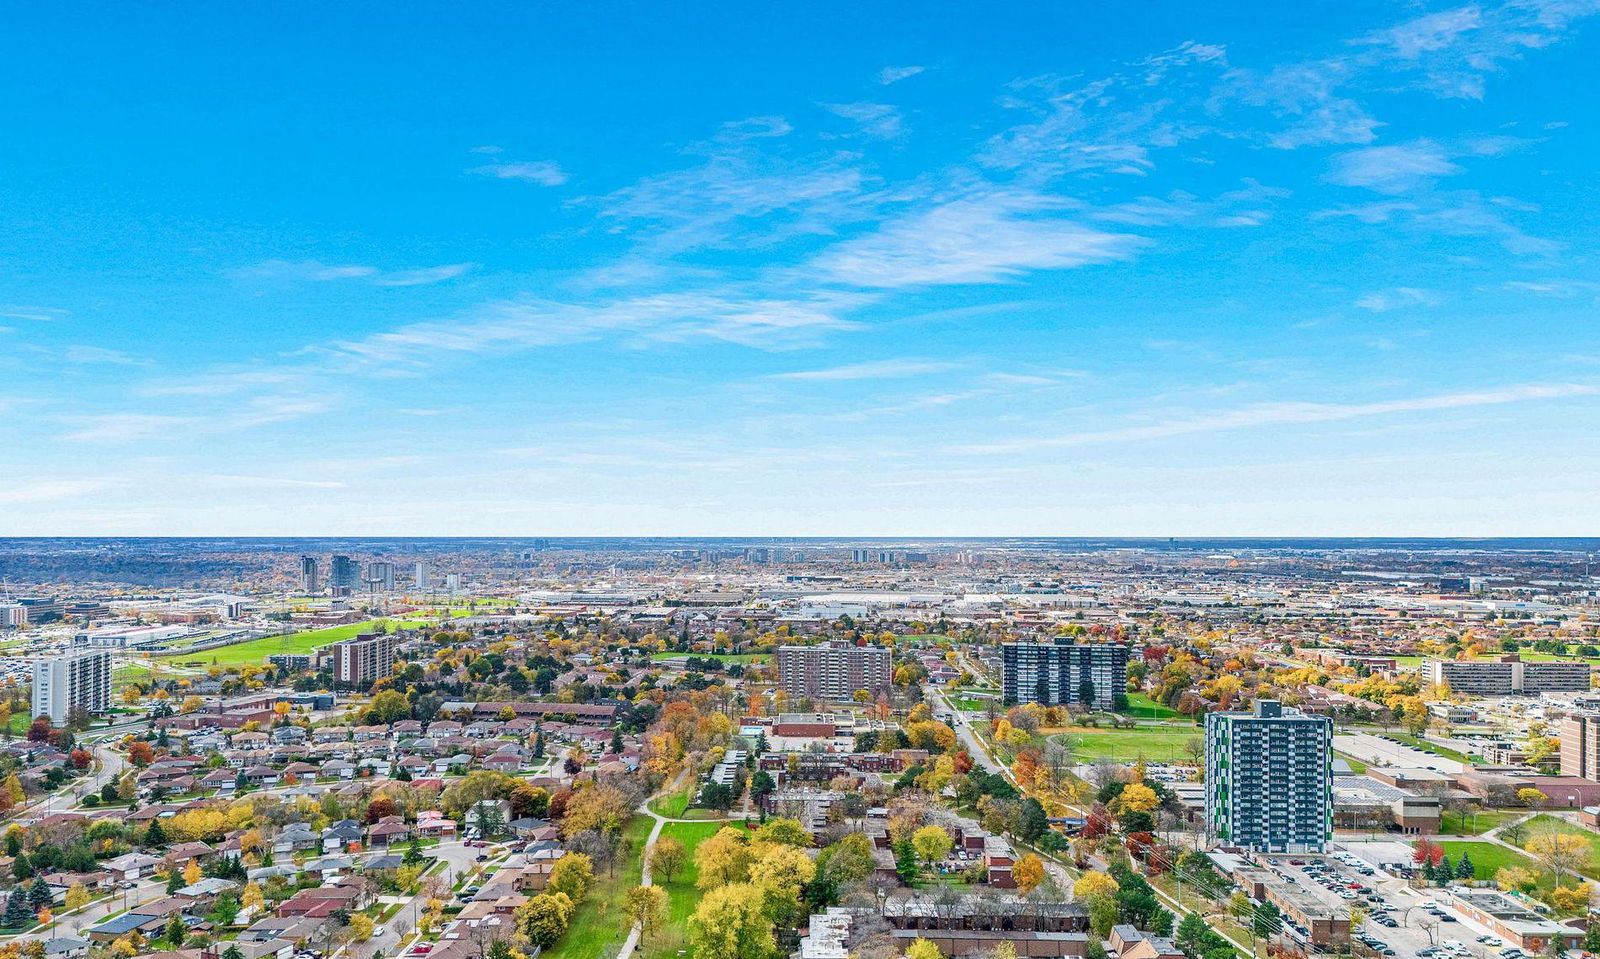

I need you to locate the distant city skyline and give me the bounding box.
[2,2,1598,535]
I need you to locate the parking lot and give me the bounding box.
[1333,841,1529,958]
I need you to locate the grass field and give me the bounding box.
[1436,840,1538,882]
[1439,808,1516,836]
[1514,815,1600,879]
[149,619,428,668]
[648,787,692,819]
[542,814,652,959]
[1121,692,1182,721]
[649,652,770,664]
[1055,727,1200,763]
[638,820,739,959]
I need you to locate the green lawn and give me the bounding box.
[648,787,692,819]
[1439,808,1516,836]
[1120,692,1181,721]
[1436,840,1538,882]
[149,619,428,667]
[638,821,738,959]
[542,814,653,959]
[1514,815,1600,879]
[1055,727,1200,763]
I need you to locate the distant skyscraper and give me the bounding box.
[1205,700,1332,853]
[414,562,430,590]
[330,555,360,590]
[446,572,462,592]
[32,648,112,723]
[300,555,320,594]
[777,641,891,701]
[1001,641,1128,709]
[365,561,395,592]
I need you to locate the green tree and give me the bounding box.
[688,883,776,959]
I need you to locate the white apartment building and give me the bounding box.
[32,648,112,723]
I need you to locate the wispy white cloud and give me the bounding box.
[878,65,924,85]
[1326,140,1461,193]
[769,358,958,381]
[0,305,68,322]
[821,102,904,139]
[231,260,476,286]
[373,263,478,287]
[63,345,145,365]
[809,194,1142,288]
[60,413,193,443]
[951,382,1600,454]
[1355,288,1440,311]
[0,479,110,505]
[468,159,568,185]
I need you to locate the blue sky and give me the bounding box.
[2,1,1598,535]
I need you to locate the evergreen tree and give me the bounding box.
[11,854,31,882]
[165,914,187,947]
[167,871,185,894]
[1437,854,1453,884]
[1175,913,1208,953]
[404,839,424,866]
[533,730,545,759]
[145,819,167,846]
[27,881,51,911]
[2,891,30,928]
[1456,852,1474,879]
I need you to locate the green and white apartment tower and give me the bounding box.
[1204,699,1333,853]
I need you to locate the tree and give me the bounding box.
[1074,871,1120,900]
[223,946,245,959]
[1518,788,1549,809]
[904,939,944,959]
[752,818,809,848]
[1528,832,1589,887]
[548,853,594,904]
[1496,866,1538,894]
[63,883,89,912]
[183,859,203,886]
[625,885,668,940]
[1549,883,1591,912]
[346,913,374,942]
[1175,913,1209,954]
[650,836,686,884]
[1455,852,1474,880]
[1117,783,1161,814]
[688,883,776,959]
[365,690,411,726]
[516,891,575,949]
[1252,900,1282,939]
[165,914,188,947]
[911,825,953,866]
[695,828,752,889]
[241,881,264,912]
[1014,853,1046,893]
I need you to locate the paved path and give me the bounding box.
[615,788,737,959]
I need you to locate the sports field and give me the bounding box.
[151,619,429,667]
[1055,726,1201,763]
